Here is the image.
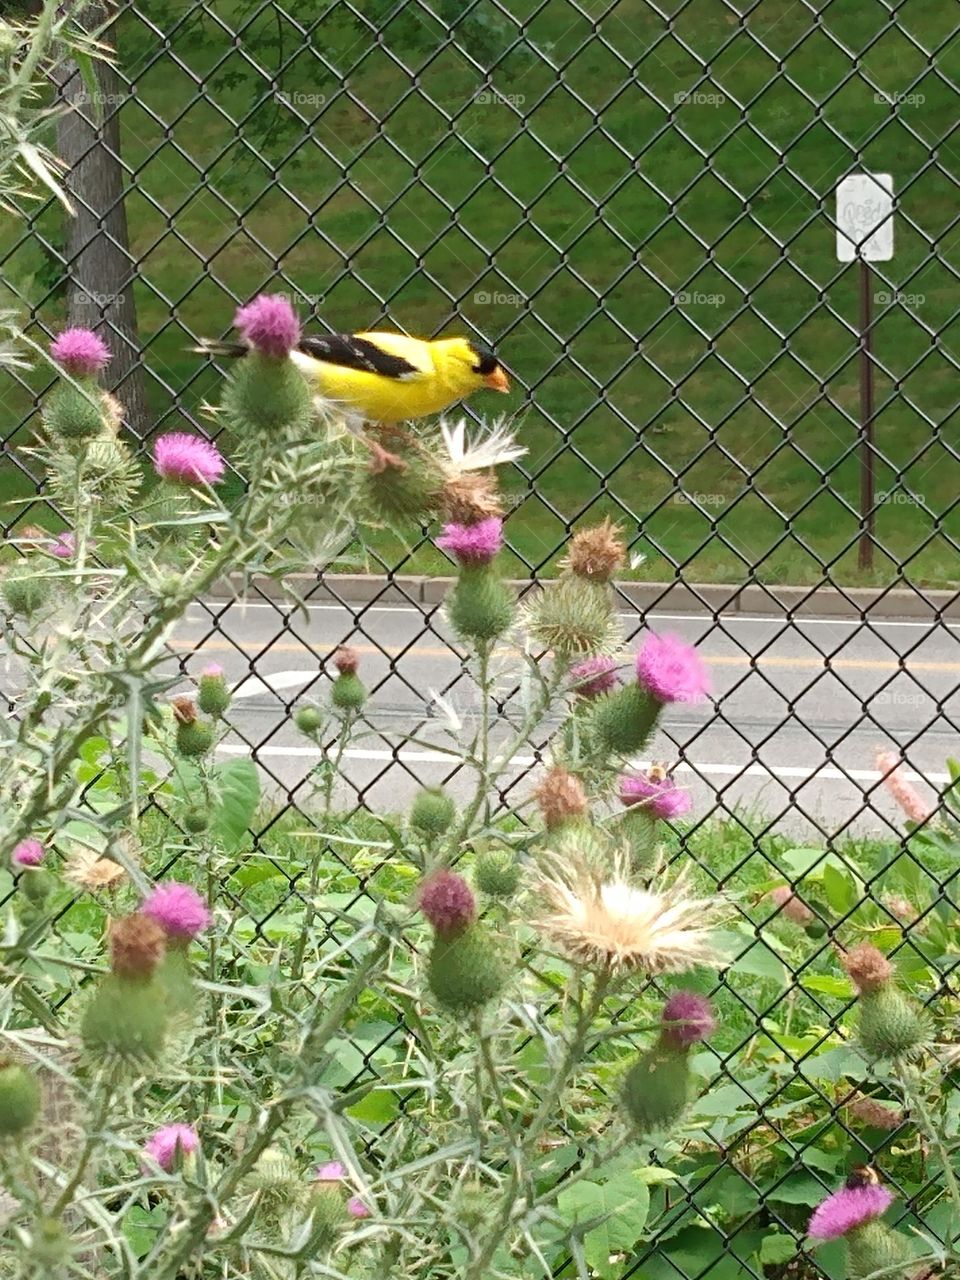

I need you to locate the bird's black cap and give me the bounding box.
[469,340,500,375]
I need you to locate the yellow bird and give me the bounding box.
[197,330,511,424]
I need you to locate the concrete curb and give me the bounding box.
[209,573,960,620]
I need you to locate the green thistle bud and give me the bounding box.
[427,925,507,1014]
[846,1219,914,1279]
[363,441,444,522]
[858,986,926,1060]
[331,672,366,711]
[20,868,55,904]
[197,669,231,717]
[523,576,622,658]
[81,974,168,1061]
[620,808,659,872]
[474,851,521,899]
[304,1183,344,1253]
[24,1216,71,1269]
[448,566,515,643]
[0,22,18,58]
[0,1062,41,1137]
[591,683,660,756]
[1,572,49,618]
[175,718,215,758]
[222,353,314,440]
[43,382,107,441]
[410,786,456,837]
[183,807,209,834]
[252,1145,298,1191]
[295,706,324,734]
[622,1043,692,1137]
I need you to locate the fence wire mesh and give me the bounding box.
[3,0,960,1276]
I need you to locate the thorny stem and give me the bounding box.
[49,1067,116,1216]
[898,1061,960,1248]
[463,966,612,1280]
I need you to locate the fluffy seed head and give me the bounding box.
[171,696,198,725]
[536,856,726,975]
[12,838,45,867]
[110,912,167,978]
[569,654,619,698]
[535,767,589,829]
[808,1182,894,1242]
[333,646,360,675]
[636,632,710,703]
[143,882,212,941]
[436,516,503,565]
[842,943,894,995]
[143,1123,199,1172]
[619,771,692,821]
[235,293,300,357]
[661,991,716,1048]
[50,328,110,377]
[564,519,626,582]
[64,848,126,891]
[418,870,476,936]
[152,433,225,487]
[767,884,816,926]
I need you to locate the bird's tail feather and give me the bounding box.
[189,338,248,358]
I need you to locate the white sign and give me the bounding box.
[836,173,894,261]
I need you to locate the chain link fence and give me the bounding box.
[3,1,960,1275]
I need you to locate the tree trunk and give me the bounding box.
[52,2,149,436]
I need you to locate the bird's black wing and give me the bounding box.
[298,335,421,380]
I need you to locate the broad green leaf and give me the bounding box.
[558,1173,650,1278]
[759,1232,798,1266]
[210,758,259,851]
[822,863,858,914]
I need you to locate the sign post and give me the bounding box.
[835,173,894,572]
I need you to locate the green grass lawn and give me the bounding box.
[3,0,959,586]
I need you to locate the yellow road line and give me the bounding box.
[166,638,960,674]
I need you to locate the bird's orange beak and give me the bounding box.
[483,366,510,393]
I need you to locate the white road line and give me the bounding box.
[214,742,950,785]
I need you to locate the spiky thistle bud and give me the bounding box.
[295,705,324,734]
[43,383,113,442]
[410,787,456,837]
[447,566,515,644]
[82,973,169,1061]
[0,1061,41,1137]
[622,992,714,1136]
[175,717,215,758]
[591,682,660,756]
[474,851,521,899]
[110,913,167,980]
[563,519,626,582]
[363,437,444,522]
[841,944,926,1060]
[197,664,231,717]
[418,871,476,937]
[535,767,588,831]
[427,926,507,1015]
[183,807,209,834]
[523,576,620,658]
[1,571,50,618]
[331,672,366,712]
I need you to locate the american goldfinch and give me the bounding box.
[196,330,511,424]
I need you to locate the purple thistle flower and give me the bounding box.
[636,632,710,704]
[661,991,716,1049]
[418,870,476,937]
[50,531,76,559]
[142,1123,199,1172]
[315,1161,346,1181]
[143,881,211,941]
[201,663,224,678]
[50,328,111,377]
[619,771,692,821]
[152,433,226,487]
[234,294,300,357]
[436,517,503,566]
[12,839,45,867]
[808,1183,895,1241]
[569,655,619,699]
[348,1195,371,1219]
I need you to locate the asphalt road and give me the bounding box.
[155,596,960,838]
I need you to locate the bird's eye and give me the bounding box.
[470,344,499,376]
